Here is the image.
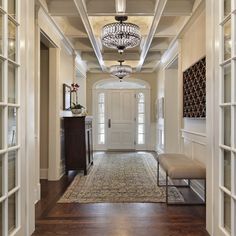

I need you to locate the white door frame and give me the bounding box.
[34,6,62,196]
[92,78,151,151]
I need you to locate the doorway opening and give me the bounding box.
[93,79,150,151]
[39,32,58,181]
[39,41,49,179]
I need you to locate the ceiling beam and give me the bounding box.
[115,0,126,14]
[137,0,167,71]
[73,0,106,71]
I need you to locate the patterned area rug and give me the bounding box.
[58,152,184,203]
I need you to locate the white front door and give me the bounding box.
[107,90,135,150]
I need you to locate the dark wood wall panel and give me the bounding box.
[183,57,206,118]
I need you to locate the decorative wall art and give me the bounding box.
[63,84,71,110]
[183,57,206,118]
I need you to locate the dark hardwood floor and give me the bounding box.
[33,169,209,236]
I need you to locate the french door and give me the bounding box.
[107,90,135,150]
[0,0,22,235]
[218,0,236,235]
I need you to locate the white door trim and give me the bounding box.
[92,79,151,151]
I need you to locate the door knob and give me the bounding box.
[108,119,111,128]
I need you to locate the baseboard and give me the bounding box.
[40,168,48,179]
[59,160,65,179]
[190,180,205,201]
[34,182,41,204]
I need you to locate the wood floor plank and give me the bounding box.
[33,154,209,236]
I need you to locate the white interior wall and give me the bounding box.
[164,68,179,153]
[156,9,206,199]
[76,76,87,107]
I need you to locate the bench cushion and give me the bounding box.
[158,153,206,179]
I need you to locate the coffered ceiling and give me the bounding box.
[45,0,201,73]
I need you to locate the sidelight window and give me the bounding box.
[137,92,145,145]
[97,93,105,144]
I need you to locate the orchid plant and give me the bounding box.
[70,83,84,110]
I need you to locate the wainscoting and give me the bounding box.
[180,129,207,200]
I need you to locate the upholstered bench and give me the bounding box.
[157,153,206,205]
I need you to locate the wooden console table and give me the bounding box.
[63,115,93,175]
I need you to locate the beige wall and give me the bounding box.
[181,10,206,72]
[156,9,206,152]
[59,47,75,111]
[86,72,157,122]
[76,75,87,107]
[181,9,206,133]
[40,44,49,170]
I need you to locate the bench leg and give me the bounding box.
[157,161,160,186]
[166,172,168,204]
[204,179,206,203]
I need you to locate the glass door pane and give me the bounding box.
[0,107,3,149]
[0,155,3,197]
[8,63,17,104]
[223,63,231,103]
[223,150,231,190]
[223,106,231,146]
[223,19,231,61]
[8,107,17,147]
[8,193,16,234]
[224,193,231,233]
[8,0,16,19]
[224,0,231,17]
[0,202,2,235]
[0,59,3,102]
[0,14,3,55]
[8,19,16,61]
[8,151,16,191]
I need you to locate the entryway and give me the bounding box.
[93,79,151,151]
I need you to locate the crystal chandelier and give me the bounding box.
[110,60,132,80]
[101,16,141,54]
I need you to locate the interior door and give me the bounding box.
[0,0,24,235]
[107,90,135,150]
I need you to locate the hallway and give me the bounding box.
[0,0,235,235]
[33,152,208,236]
